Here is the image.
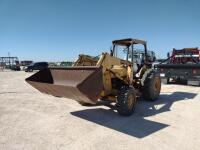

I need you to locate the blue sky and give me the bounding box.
[0,0,200,61]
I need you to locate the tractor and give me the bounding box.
[26,38,161,116]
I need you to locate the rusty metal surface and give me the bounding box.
[25,66,103,104]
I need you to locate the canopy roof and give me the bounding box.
[112,38,146,46]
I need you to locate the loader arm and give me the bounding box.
[96,53,130,96]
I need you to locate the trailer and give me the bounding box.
[156,48,200,86]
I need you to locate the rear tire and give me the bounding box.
[116,86,136,116]
[142,72,161,101]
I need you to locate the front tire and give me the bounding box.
[116,86,136,116]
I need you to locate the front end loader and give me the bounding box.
[26,38,161,116]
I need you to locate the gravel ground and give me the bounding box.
[0,71,200,150]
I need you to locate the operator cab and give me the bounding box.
[111,38,149,70]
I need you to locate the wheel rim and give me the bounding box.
[127,94,134,110]
[154,77,161,92]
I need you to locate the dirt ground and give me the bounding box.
[0,71,200,150]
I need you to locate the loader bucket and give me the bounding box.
[25,66,103,104]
